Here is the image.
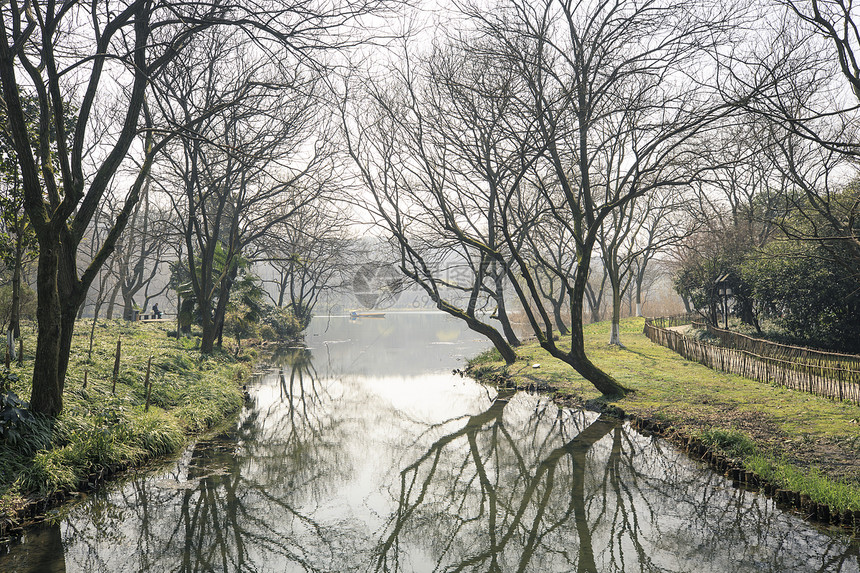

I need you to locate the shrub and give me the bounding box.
[262,306,302,342]
[741,241,860,353]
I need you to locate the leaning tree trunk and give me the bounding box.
[564,251,629,396]
[501,233,627,396]
[455,305,517,365]
[431,290,516,365]
[566,293,627,395]
[497,302,521,348]
[493,273,521,347]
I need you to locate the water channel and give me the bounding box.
[1,312,858,572]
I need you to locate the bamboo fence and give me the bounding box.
[644,317,860,405]
[648,313,699,329]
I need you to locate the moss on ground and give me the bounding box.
[1,320,248,524]
[468,317,860,512]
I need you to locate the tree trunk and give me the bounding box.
[566,323,625,395]
[200,300,216,353]
[106,280,122,319]
[121,288,136,322]
[497,302,521,347]
[6,330,14,363]
[493,273,521,347]
[57,305,79,390]
[8,226,22,361]
[609,277,624,347]
[564,251,628,396]
[585,281,603,324]
[681,294,692,314]
[212,271,235,351]
[551,297,570,336]
[30,246,64,416]
[436,301,516,365]
[277,274,288,307]
[462,310,517,365]
[503,237,627,396]
[201,323,216,353]
[709,292,719,327]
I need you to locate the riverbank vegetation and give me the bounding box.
[468,318,860,514]
[0,320,248,530]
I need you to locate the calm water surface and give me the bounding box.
[2,312,858,572]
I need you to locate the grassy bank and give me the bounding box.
[468,317,860,515]
[0,320,249,532]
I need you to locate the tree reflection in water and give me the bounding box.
[372,394,860,573]
[54,346,365,572]
[2,320,859,572]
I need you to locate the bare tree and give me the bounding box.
[341,54,523,365]
[764,124,860,285]
[729,2,860,275]
[462,0,734,394]
[257,200,354,327]
[0,0,399,415]
[343,0,735,394]
[154,30,337,353]
[599,185,692,345]
[420,40,534,347]
[115,174,172,320]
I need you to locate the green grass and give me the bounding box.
[471,317,860,511]
[745,456,860,513]
[1,320,247,514]
[698,428,757,458]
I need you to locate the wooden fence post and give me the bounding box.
[144,355,153,412]
[111,337,122,394]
